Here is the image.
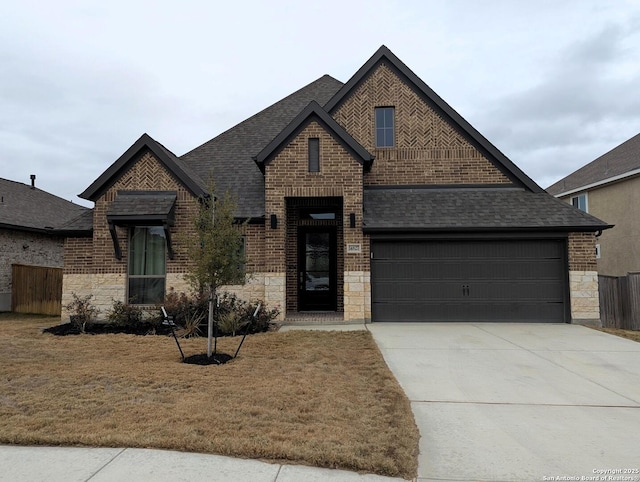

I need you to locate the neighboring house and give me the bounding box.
[547,133,640,276]
[64,46,610,324]
[0,176,90,311]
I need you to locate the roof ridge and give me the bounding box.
[180,75,343,159]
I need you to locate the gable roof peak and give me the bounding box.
[253,100,373,171]
[80,133,208,201]
[324,45,543,193]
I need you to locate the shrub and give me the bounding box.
[161,291,279,337]
[217,310,243,336]
[65,293,100,333]
[216,292,279,336]
[106,300,144,328]
[179,311,205,338]
[162,290,208,328]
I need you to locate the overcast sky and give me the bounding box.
[1,0,639,207]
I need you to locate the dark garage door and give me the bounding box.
[371,239,568,322]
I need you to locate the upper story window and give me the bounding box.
[308,138,320,172]
[375,107,395,147]
[571,193,588,212]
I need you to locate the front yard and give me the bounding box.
[0,314,418,479]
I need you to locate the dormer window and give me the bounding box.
[375,107,395,147]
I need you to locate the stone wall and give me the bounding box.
[569,271,600,325]
[0,229,65,311]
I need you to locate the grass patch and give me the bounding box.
[0,315,418,479]
[590,326,640,343]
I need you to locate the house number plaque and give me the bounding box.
[347,244,362,254]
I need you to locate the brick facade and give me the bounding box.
[333,63,511,186]
[62,151,201,315]
[263,121,366,320]
[64,50,601,325]
[568,232,598,271]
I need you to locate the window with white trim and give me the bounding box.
[571,193,588,212]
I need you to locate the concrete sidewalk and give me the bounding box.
[0,445,406,482]
[368,323,640,482]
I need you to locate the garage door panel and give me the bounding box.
[371,239,568,323]
[374,300,565,322]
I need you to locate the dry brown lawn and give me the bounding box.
[590,326,640,343]
[0,314,418,479]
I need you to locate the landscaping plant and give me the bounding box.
[183,181,248,358]
[64,293,99,333]
[106,300,144,328]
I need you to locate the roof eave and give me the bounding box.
[551,168,640,198]
[363,224,613,234]
[0,222,69,235]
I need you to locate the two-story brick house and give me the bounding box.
[63,46,609,324]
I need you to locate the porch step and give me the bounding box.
[283,311,345,325]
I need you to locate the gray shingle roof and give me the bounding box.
[0,177,90,234]
[58,210,94,233]
[363,187,611,232]
[180,75,344,218]
[547,132,640,195]
[106,191,177,223]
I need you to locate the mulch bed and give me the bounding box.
[183,353,233,365]
[43,322,171,336]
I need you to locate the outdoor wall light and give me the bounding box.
[349,213,356,228]
[270,214,277,229]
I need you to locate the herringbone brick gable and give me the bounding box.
[333,63,511,185]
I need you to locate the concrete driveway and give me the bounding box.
[368,323,640,482]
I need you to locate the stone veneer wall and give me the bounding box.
[344,271,371,322]
[568,232,600,325]
[0,229,65,311]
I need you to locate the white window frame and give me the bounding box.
[571,193,588,213]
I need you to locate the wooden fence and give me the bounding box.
[11,264,63,316]
[598,273,640,330]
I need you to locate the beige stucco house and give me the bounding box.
[547,133,640,276]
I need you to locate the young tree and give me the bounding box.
[184,183,246,358]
